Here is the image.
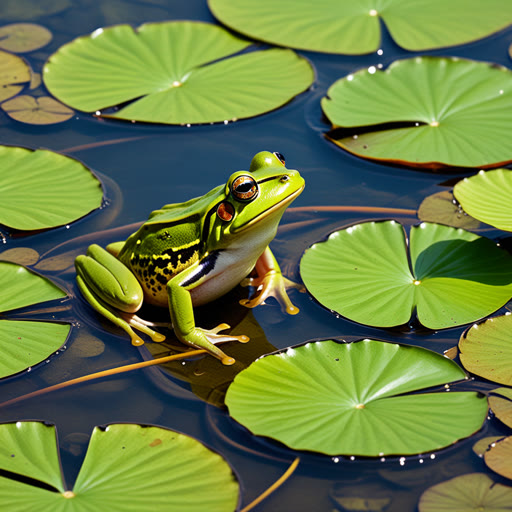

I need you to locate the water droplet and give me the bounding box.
[377,49,383,55]
[369,9,378,16]
[368,66,376,74]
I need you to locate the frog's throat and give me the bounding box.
[233,185,304,233]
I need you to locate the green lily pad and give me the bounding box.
[43,21,314,124]
[209,0,512,54]
[459,314,512,386]
[417,191,480,230]
[0,261,65,312]
[0,146,103,231]
[0,49,31,102]
[300,221,512,330]
[489,388,512,428]
[322,57,512,169]
[0,321,69,378]
[485,436,512,480]
[226,339,487,456]
[0,23,52,53]
[0,422,240,511]
[418,473,512,511]
[454,169,512,231]
[1,95,74,124]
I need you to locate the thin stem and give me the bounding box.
[0,350,206,408]
[288,205,417,215]
[240,457,300,512]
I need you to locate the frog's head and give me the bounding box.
[213,151,304,238]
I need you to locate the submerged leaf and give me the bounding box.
[0,49,30,102]
[0,422,240,511]
[454,169,512,231]
[489,388,512,428]
[472,436,505,457]
[300,221,512,330]
[459,314,512,385]
[226,339,487,456]
[1,95,74,124]
[322,57,512,169]
[418,473,512,511]
[484,436,512,480]
[43,21,314,124]
[417,191,480,229]
[0,146,102,231]
[209,0,512,54]
[0,23,52,53]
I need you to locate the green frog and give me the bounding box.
[75,151,305,365]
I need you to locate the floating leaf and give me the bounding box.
[300,221,512,330]
[0,145,102,231]
[0,422,240,511]
[489,388,512,428]
[0,0,70,21]
[472,436,505,457]
[1,95,74,124]
[459,314,512,385]
[322,57,512,169]
[209,0,512,54]
[0,23,52,53]
[0,248,39,266]
[43,21,314,124]
[226,339,487,456]
[0,261,65,312]
[418,191,480,229]
[0,49,30,102]
[485,436,512,480]
[454,169,512,231]
[418,473,512,511]
[0,320,69,378]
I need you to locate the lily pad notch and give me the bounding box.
[43,21,315,124]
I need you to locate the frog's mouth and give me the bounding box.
[234,184,305,232]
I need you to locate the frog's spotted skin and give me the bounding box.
[75,151,305,365]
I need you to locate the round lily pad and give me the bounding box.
[321,57,512,169]
[226,339,487,456]
[209,0,512,54]
[418,473,512,511]
[0,49,31,102]
[454,169,512,231]
[1,95,74,124]
[300,221,512,330]
[472,436,505,457]
[43,21,314,124]
[484,436,512,480]
[489,388,512,428]
[0,145,103,231]
[0,23,52,53]
[459,314,512,385]
[0,422,240,511]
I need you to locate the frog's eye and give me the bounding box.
[231,175,259,202]
[273,152,285,165]
[217,201,235,222]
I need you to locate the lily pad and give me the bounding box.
[454,169,512,231]
[485,436,512,480]
[418,473,512,511]
[300,221,512,330]
[322,57,512,169]
[472,436,505,457]
[0,261,65,312]
[43,21,314,124]
[0,23,52,53]
[459,314,512,385]
[226,339,487,456]
[417,191,480,230]
[0,422,240,511]
[1,95,74,124]
[0,146,103,231]
[489,388,512,428]
[0,49,31,102]
[209,0,512,54]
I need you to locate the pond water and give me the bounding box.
[0,1,511,510]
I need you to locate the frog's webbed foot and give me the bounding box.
[240,271,303,315]
[120,313,167,345]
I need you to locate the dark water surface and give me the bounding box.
[1,1,511,510]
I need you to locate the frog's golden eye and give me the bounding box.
[217,201,235,221]
[273,152,285,165]
[231,175,258,202]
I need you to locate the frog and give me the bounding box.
[75,151,305,365]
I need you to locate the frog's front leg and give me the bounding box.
[240,247,302,315]
[75,244,165,346]
[167,260,248,366]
